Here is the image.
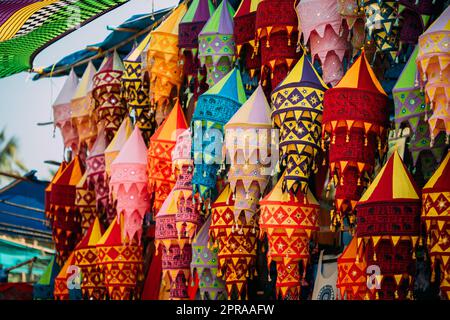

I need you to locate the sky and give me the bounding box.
[0,0,178,183]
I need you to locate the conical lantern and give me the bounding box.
[417,6,450,144]
[148,102,188,215]
[33,256,60,300]
[122,34,155,142]
[155,128,202,300]
[297,0,351,86]
[86,127,111,223]
[104,117,133,177]
[148,3,186,111]
[336,236,368,300]
[110,126,150,243]
[50,156,84,265]
[92,51,127,143]
[272,54,328,194]
[199,0,236,87]
[96,216,143,300]
[45,161,67,226]
[75,172,97,234]
[191,215,226,300]
[191,68,247,202]
[71,61,98,151]
[54,251,78,300]
[53,69,79,153]
[259,171,320,299]
[178,0,214,96]
[256,0,300,91]
[356,151,421,300]
[360,0,401,63]
[322,50,389,230]
[422,151,450,300]
[234,0,261,91]
[210,185,258,300]
[73,217,105,300]
[337,0,365,57]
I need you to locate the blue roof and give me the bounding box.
[0,172,51,242]
[33,8,173,80]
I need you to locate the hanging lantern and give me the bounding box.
[336,236,368,300]
[198,0,236,87]
[45,161,67,226]
[50,157,84,265]
[417,6,450,144]
[73,217,105,300]
[92,51,127,143]
[110,126,150,243]
[422,151,450,300]
[104,117,133,177]
[155,129,202,300]
[53,69,79,153]
[122,34,155,142]
[34,256,60,300]
[256,0,300,91]
[272,54,328,194]
[178,0,214,97]
[191,215,226,300]
[259,171,320,299]
[86,127,112,224]
[337,0,365,57]
[96,216,143,300]
[75,172,97,234]
[148,102,188,215]
[54,251,78,300]
[360,0,401,63]
[148,3,186,113]
[234,0,261,94]
[322,49,389,230]
[297,0,351,86]
[191,68,247,202]
[71,61,98,151]
[356,151,421,300]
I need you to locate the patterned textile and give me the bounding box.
[75,172,97,234]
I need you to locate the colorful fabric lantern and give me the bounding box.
[337,0,365,57]
[256,0,300,91]
[155,128,202,300]
[74,217,105,300]
[71,61,98,151]
[259,172,320,299]
[191,68,247,202]
[234,0,261,80]
[422,151,450,299]
[272,54,328,194]
[110,126,150,243]
[148,103,188,215]
[96,216,143,300]
[122,34,155,142]
[53,69,79,153]
[75,172,97,235]
[360,0,401,63]
[178,0,214,94]
[322,50,389,230]
[225,84,272,215]
[54,251,78,300]
[191,215,226,300]
[104,117,133,177]
[50,157,84,265]
[210,184,258,299]
[33,256,60,300]
[92,51,127,143]
[45,161,67,226]
[356,151,421,300]
[398,0,438,46]
[147,3,186,110]
[417,6,450,143]
[336,236,368,300]
[198,0,236,87]
[297,0,351,86]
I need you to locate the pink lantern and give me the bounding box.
[110,126,150,243]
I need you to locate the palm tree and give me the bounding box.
[0,128,27,184]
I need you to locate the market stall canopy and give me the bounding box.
[32,7,174,80]
[0,0,132,79]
